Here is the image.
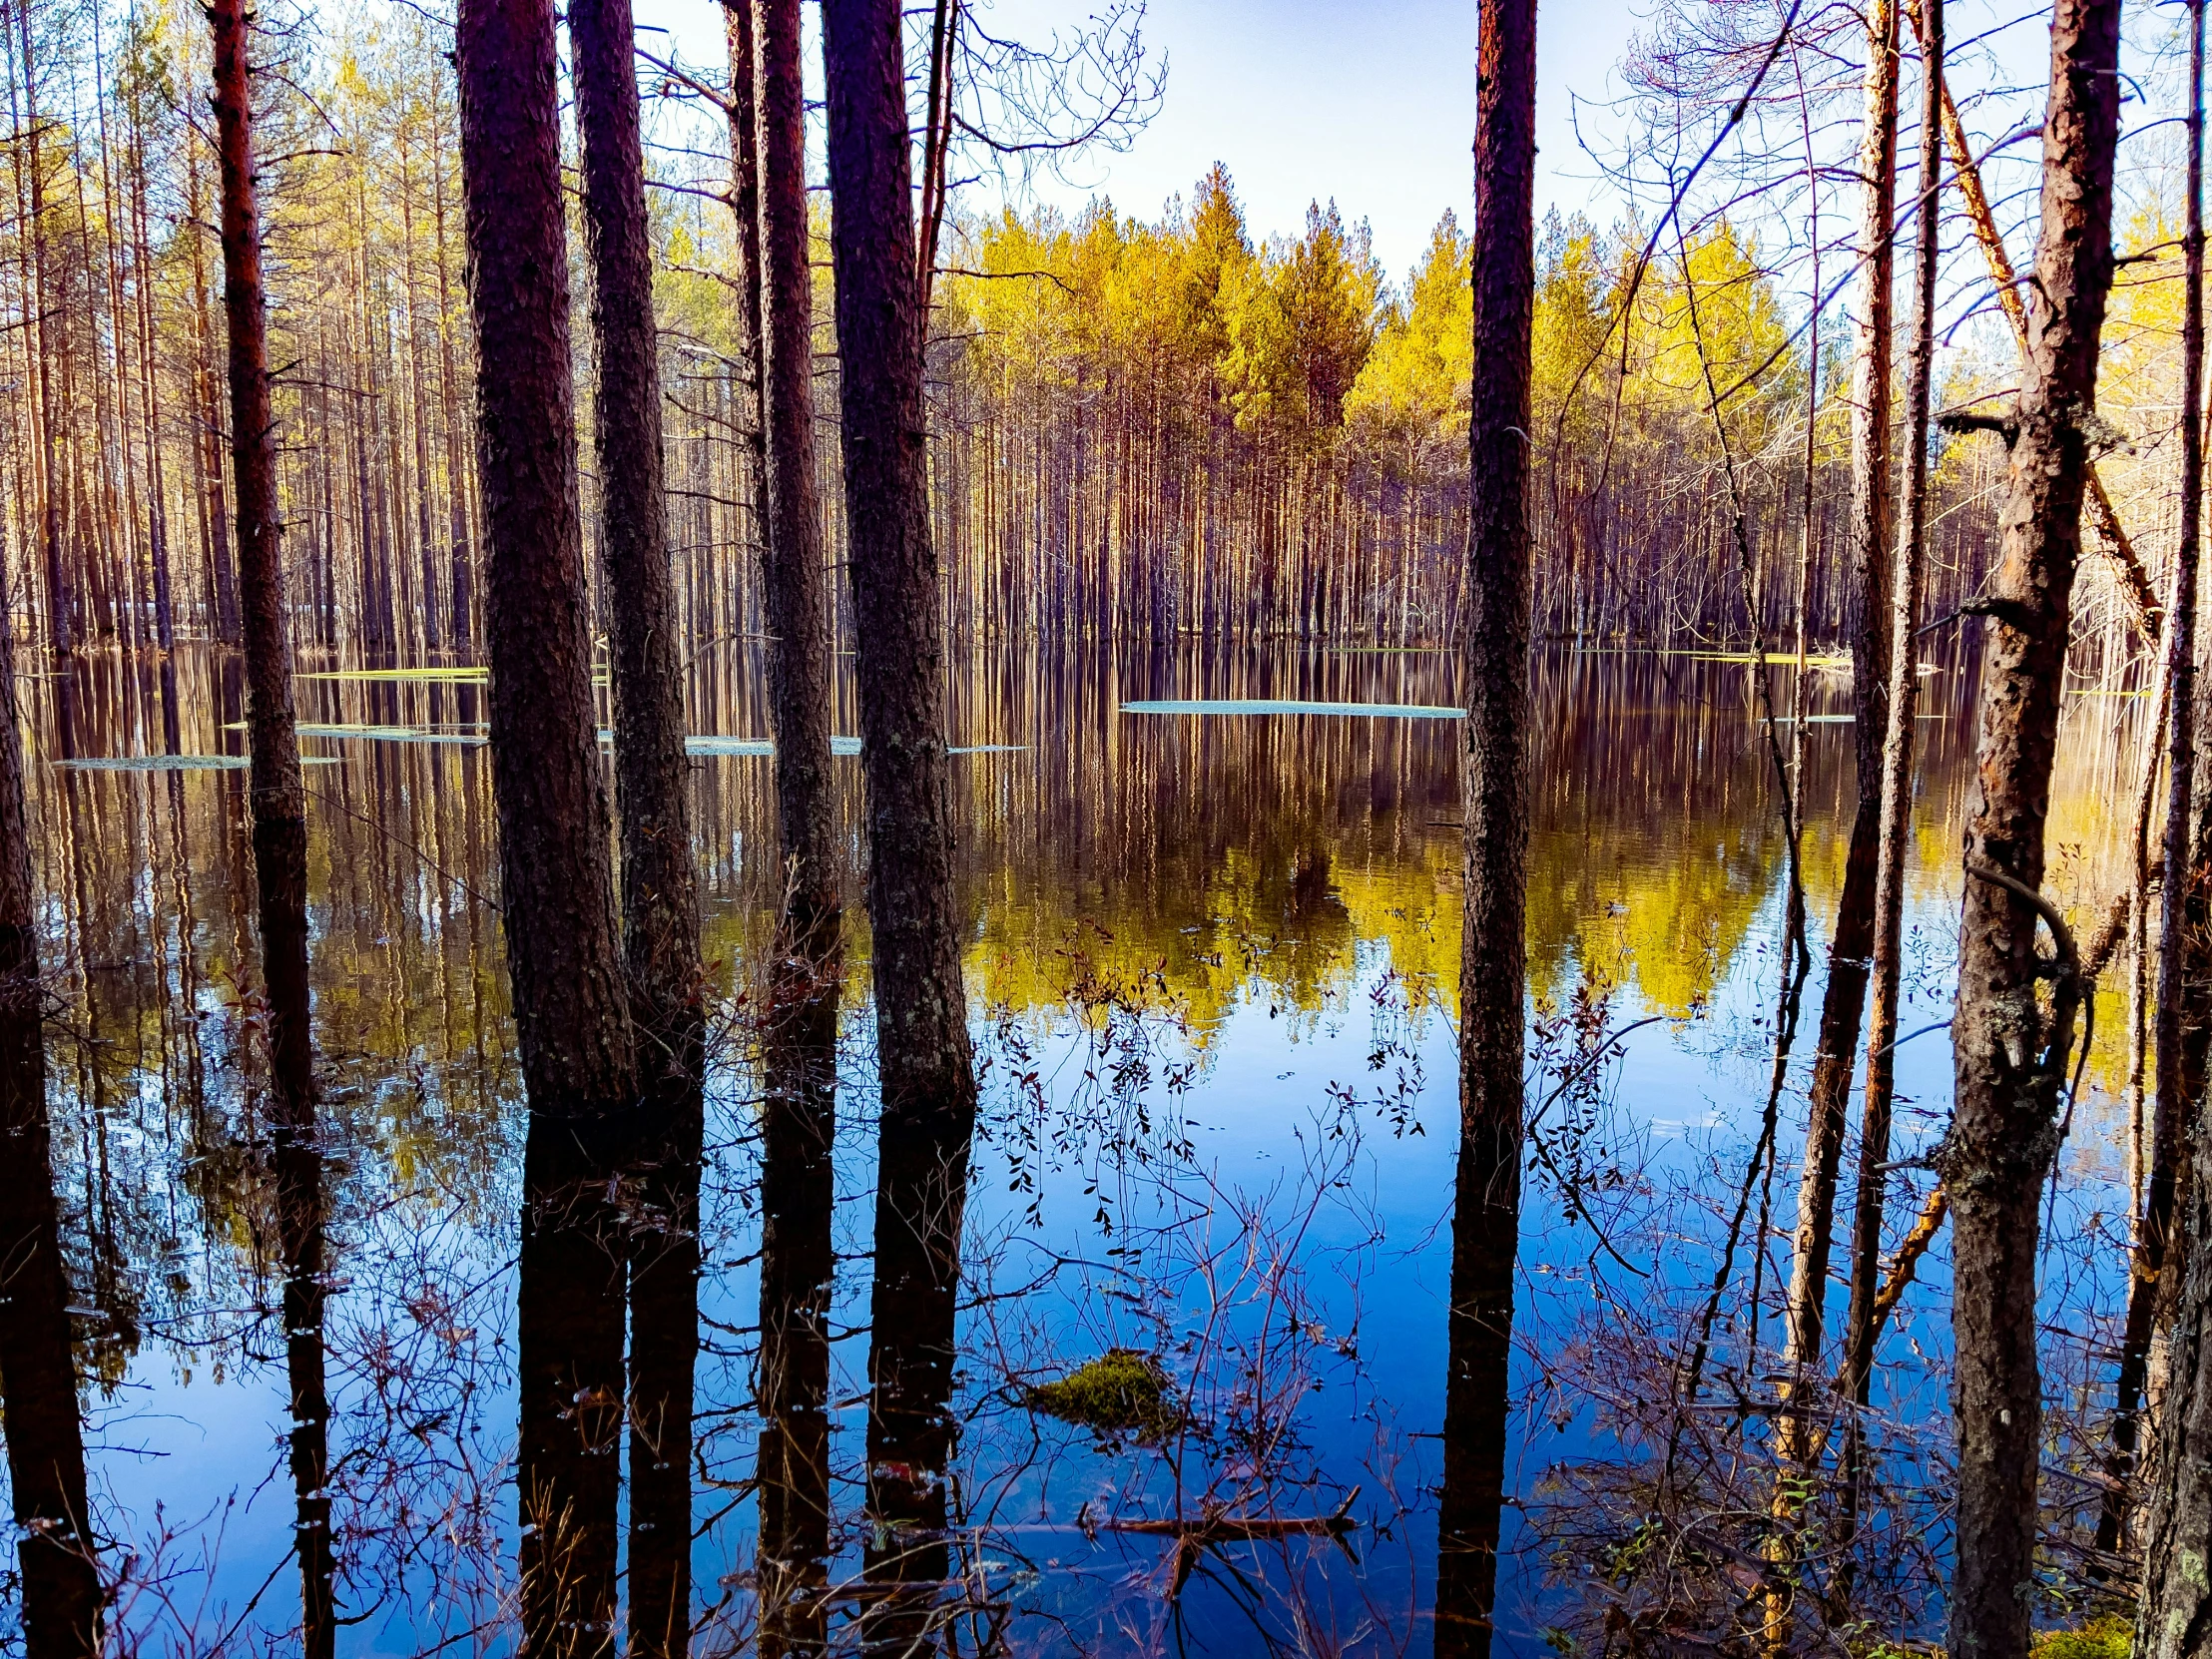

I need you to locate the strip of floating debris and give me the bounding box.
[1119,699,1463,719]
[54,754,345,771]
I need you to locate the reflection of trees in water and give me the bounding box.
[6,641,2165,1652]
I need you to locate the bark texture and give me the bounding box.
[455,0,635,1118]
[1936,0,2121,1649]
[752,0,840,945]
[820,0,975,1127]
[1434,0,1537,1650]
[821,2,979,1645]
[572,0,702,1060]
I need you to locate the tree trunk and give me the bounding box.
[455,0,635,1119]
[820,0,975,1130]
[821,0,980,1639]
[0,519,99,1659]
[2107,0,2209,1559]
[209,5,330,1643]
[1774,0,1898,1492]
[2134,8,2212,1642]
[1842,0,1940,1420]
[750,0,840,947]
[573,0,703,1059]
[1937,0,2122,1647]
[1434,0,1537,1650]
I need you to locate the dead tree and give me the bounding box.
[1434,0,1538,1650]
[454,0,635,1120]
[1936,0,2122,1648]
[572,0,703,1063]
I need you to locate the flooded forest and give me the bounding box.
[0,0,2209,1652]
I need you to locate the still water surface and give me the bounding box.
[3,644,2146,1654]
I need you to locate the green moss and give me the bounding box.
[2033,1615,2132,1659]
[1024,1350,1181,1439]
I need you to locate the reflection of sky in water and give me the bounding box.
[4,643,2148,1654]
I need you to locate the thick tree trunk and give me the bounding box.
[1776,0,1900,1472]
[455,0,635,1119]
[573,0,703,1060]
[820,0,975,1135]
[751,0,840,946]
[0,542,99,1658]
[2108,0,2209,1559]
[1433,0,1537,1650]
[821,0,979,1641]
[1937,0,2122,1649]
[1842,0,1940,1418]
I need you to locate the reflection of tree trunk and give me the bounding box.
[860,1108,970,1656]
[272,1105,334,1658]
[757,953,838,1659]
[1936,0,2121,1648]
[0,520,99,1659]
[574,0,702,1057]
[626,1086,703,1659]
[454,0,635,1118]
[517,1119,628,1659]
[1434,0,1536,1648]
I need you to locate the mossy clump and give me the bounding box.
[1023,1350,1181,1440]
[2032,1615,2131,1659]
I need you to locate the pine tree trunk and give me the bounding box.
[573,0,703,1058]
[208,4,329,1643]
[455,0,635,1119]
[751,0,840,947]
[1434,0,1537,1649]
[821,0,980,1635]
[1938,0,2122,1647]
[820,0,975,1132]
